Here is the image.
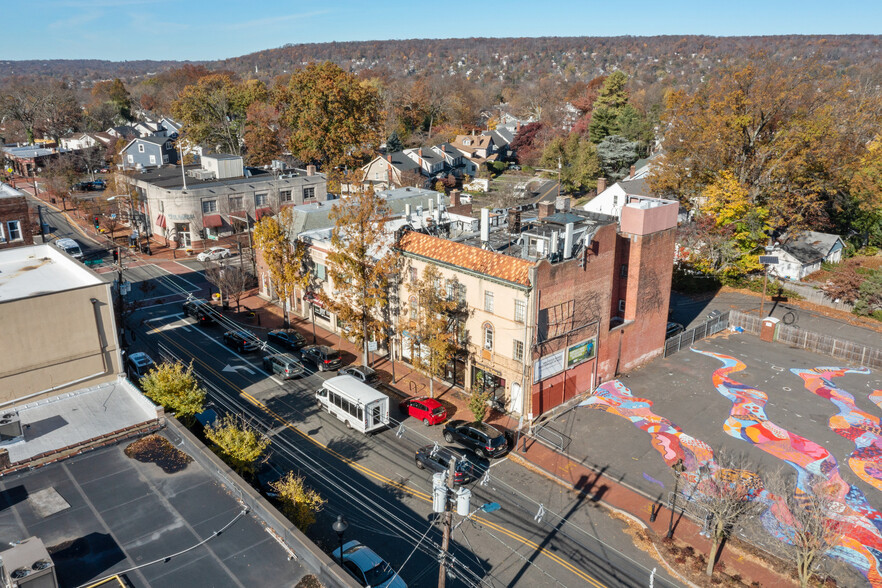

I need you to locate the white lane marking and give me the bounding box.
[146,313,185,323]
[152,264,202,291]
[223,364,256,375]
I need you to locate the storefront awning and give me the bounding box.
[202,214,223,228]
[304,293,324,308]
[156,213,167,228]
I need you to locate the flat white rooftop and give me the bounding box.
[0,244,102,303]
[2,377,160,463]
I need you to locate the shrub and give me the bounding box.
[468,389,492,423]
[204,414,270,476]
[269,471,326,532]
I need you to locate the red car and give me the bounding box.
[399,396,447,426]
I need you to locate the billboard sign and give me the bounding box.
[566,337,596,368]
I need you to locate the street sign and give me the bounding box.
[758,256,779,265]
[367,340,378,352]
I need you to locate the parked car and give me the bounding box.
[182,298,216,325]
[54,237,83,259]
[665,322,685,339]
[125,351,155,381]
[339,365,379,386]
[196,246,231,262]
[333,540,407,588]
[267,329,306,351]
[263,353,304,379]
[443,420,508,458]
[90,179,106,190]
[223,330,259,353]
[414,445,477,485]
[300,345,342,371]
[399,396,447,426]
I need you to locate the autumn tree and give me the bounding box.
[820,265,863,304]
[269,471,326,532]
[843,138,882,248]
[650,58,879,232]
[172,74,268,155]
[89,79,133,123]
[690,454,763,576]
[404,264,464,398]
[253,206,309,327]
[323,187,398,364]
[204,414,270,476]
[243,102,283,166]
[204,260,252,311]
[276,62,384,170]
[0,78,50,143]
[510,122,545,166]
[139,361,206,425]
[539,132,600,192]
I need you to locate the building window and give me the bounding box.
[484,291,494,313]
[202,200,218,214]
[255,193,268,206]
[618,299,626,312]
[409,267,417,284]
[483,323,494,351]
[127,154,134,164]
[620,264,628,277]
[303,187,316,202]
[457,283,467,304]
[149,155,156,165]
[138,144,145,153]
[228,196,243,211]
[315,263,326,281]
[280,189,292,202]
[0,223,5,242]
[514,299,526,323]
[409,296,418,320]
[446,281,455,301]
[6,221,22,241]
[162,154,169,163]
[513,340,524,362]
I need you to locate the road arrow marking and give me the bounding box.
[223,364,255,375]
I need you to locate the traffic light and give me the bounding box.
[94,216,100,229]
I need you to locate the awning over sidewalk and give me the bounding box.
[202,214,223,228]
[304,293,324,308]
[229,210,250,224]
[156,213,166,228]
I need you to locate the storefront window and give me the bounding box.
[472,366,505,401]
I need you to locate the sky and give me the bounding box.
[4,0,882,62]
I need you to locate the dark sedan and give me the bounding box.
[414,445,477,486]
[267,329,307,351]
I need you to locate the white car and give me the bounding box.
[197,246,230,262]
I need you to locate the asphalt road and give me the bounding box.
[118,274,680,588]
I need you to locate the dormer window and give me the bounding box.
[463,139,472,146]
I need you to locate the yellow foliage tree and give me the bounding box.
[139,361,205,425]
[204,414,270,476]
[269,471,326,532]
[253,206,309,327]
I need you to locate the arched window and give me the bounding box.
[483,322,494,351]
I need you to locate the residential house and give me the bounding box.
[360,151,424,191]
[106,125,139,140]
[768,231,846,281]
[1,145,64,177]
[124,155,327,249]
[59,132,115,151]
[0,183,33,250]
[119,136,178,169]
[451,134,499,171]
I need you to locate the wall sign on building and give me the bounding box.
[566,336,597,369]
[533,350,565,383]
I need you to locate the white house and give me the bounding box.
[768,231,846,281]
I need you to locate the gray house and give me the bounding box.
[768,231,846,281]
[119,136,178,169]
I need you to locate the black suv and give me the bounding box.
[300,345,342,371]
[183,298,216,325]
[443,420,508,458]
[414,445,477,486]
[267,329,307,351]
[223,330,259,353]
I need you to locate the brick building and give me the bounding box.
[0,183,34,250]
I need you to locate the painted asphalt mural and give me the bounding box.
[580,351,882,585]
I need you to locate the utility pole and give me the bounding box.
[438,457,456,588]
[117,247,127,349]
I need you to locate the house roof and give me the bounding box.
[379,151,421,173]
[452,134,493,153]
[398,231,532,287]
[779,231,843,264]
[484,128,514,146]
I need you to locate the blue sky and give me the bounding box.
[5,0,881,61]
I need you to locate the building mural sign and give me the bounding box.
[533,350,565,383]
[566,337,597,368]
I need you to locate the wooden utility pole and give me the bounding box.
[438,457,456,588]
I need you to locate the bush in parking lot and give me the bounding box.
[204,414,270,476]
[269,471,326,531]
[139,361,206,425]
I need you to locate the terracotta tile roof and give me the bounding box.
[398,231,532,287]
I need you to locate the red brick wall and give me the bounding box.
[0,196,34,250]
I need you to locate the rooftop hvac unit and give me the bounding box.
[0,538,58,588]
[0,412,23,442]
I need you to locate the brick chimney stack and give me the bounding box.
[630,165,636,178]
[450,189,461,207]
[306,164,316,176]
[538,200,555,220]
[597,177,607,194]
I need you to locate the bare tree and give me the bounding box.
[203,261,252,312]
[764,472,845,588]
[690,452,765,576]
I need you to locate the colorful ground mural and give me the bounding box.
[693,349,882,585]
[581,352,882,586]
[791,367,882,492]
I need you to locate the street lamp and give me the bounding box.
[666,459,686,539]
[332,514,348,566]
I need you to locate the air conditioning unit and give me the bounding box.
[0,412,23,442]
[0,538,58,588]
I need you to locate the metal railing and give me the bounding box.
[663,311,730,357]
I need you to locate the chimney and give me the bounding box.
[564,223,574,259]
[428,198,435,215]
[480,207,490,243]
[450,189,461,207]
[405,203,412,222]
[597,177,607,194]
[550,231,559,259]
[387,154,392,163]
[555,196,571,212]
[630,165,636,179]
[307,164,316,176]
[516,121,521,133]
[538,200,555,220]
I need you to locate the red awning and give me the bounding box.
[304,293,324,308]
[156,213,166,228]
[255,207,273,220]
[202,214,223,228]
[229,210,249,223]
